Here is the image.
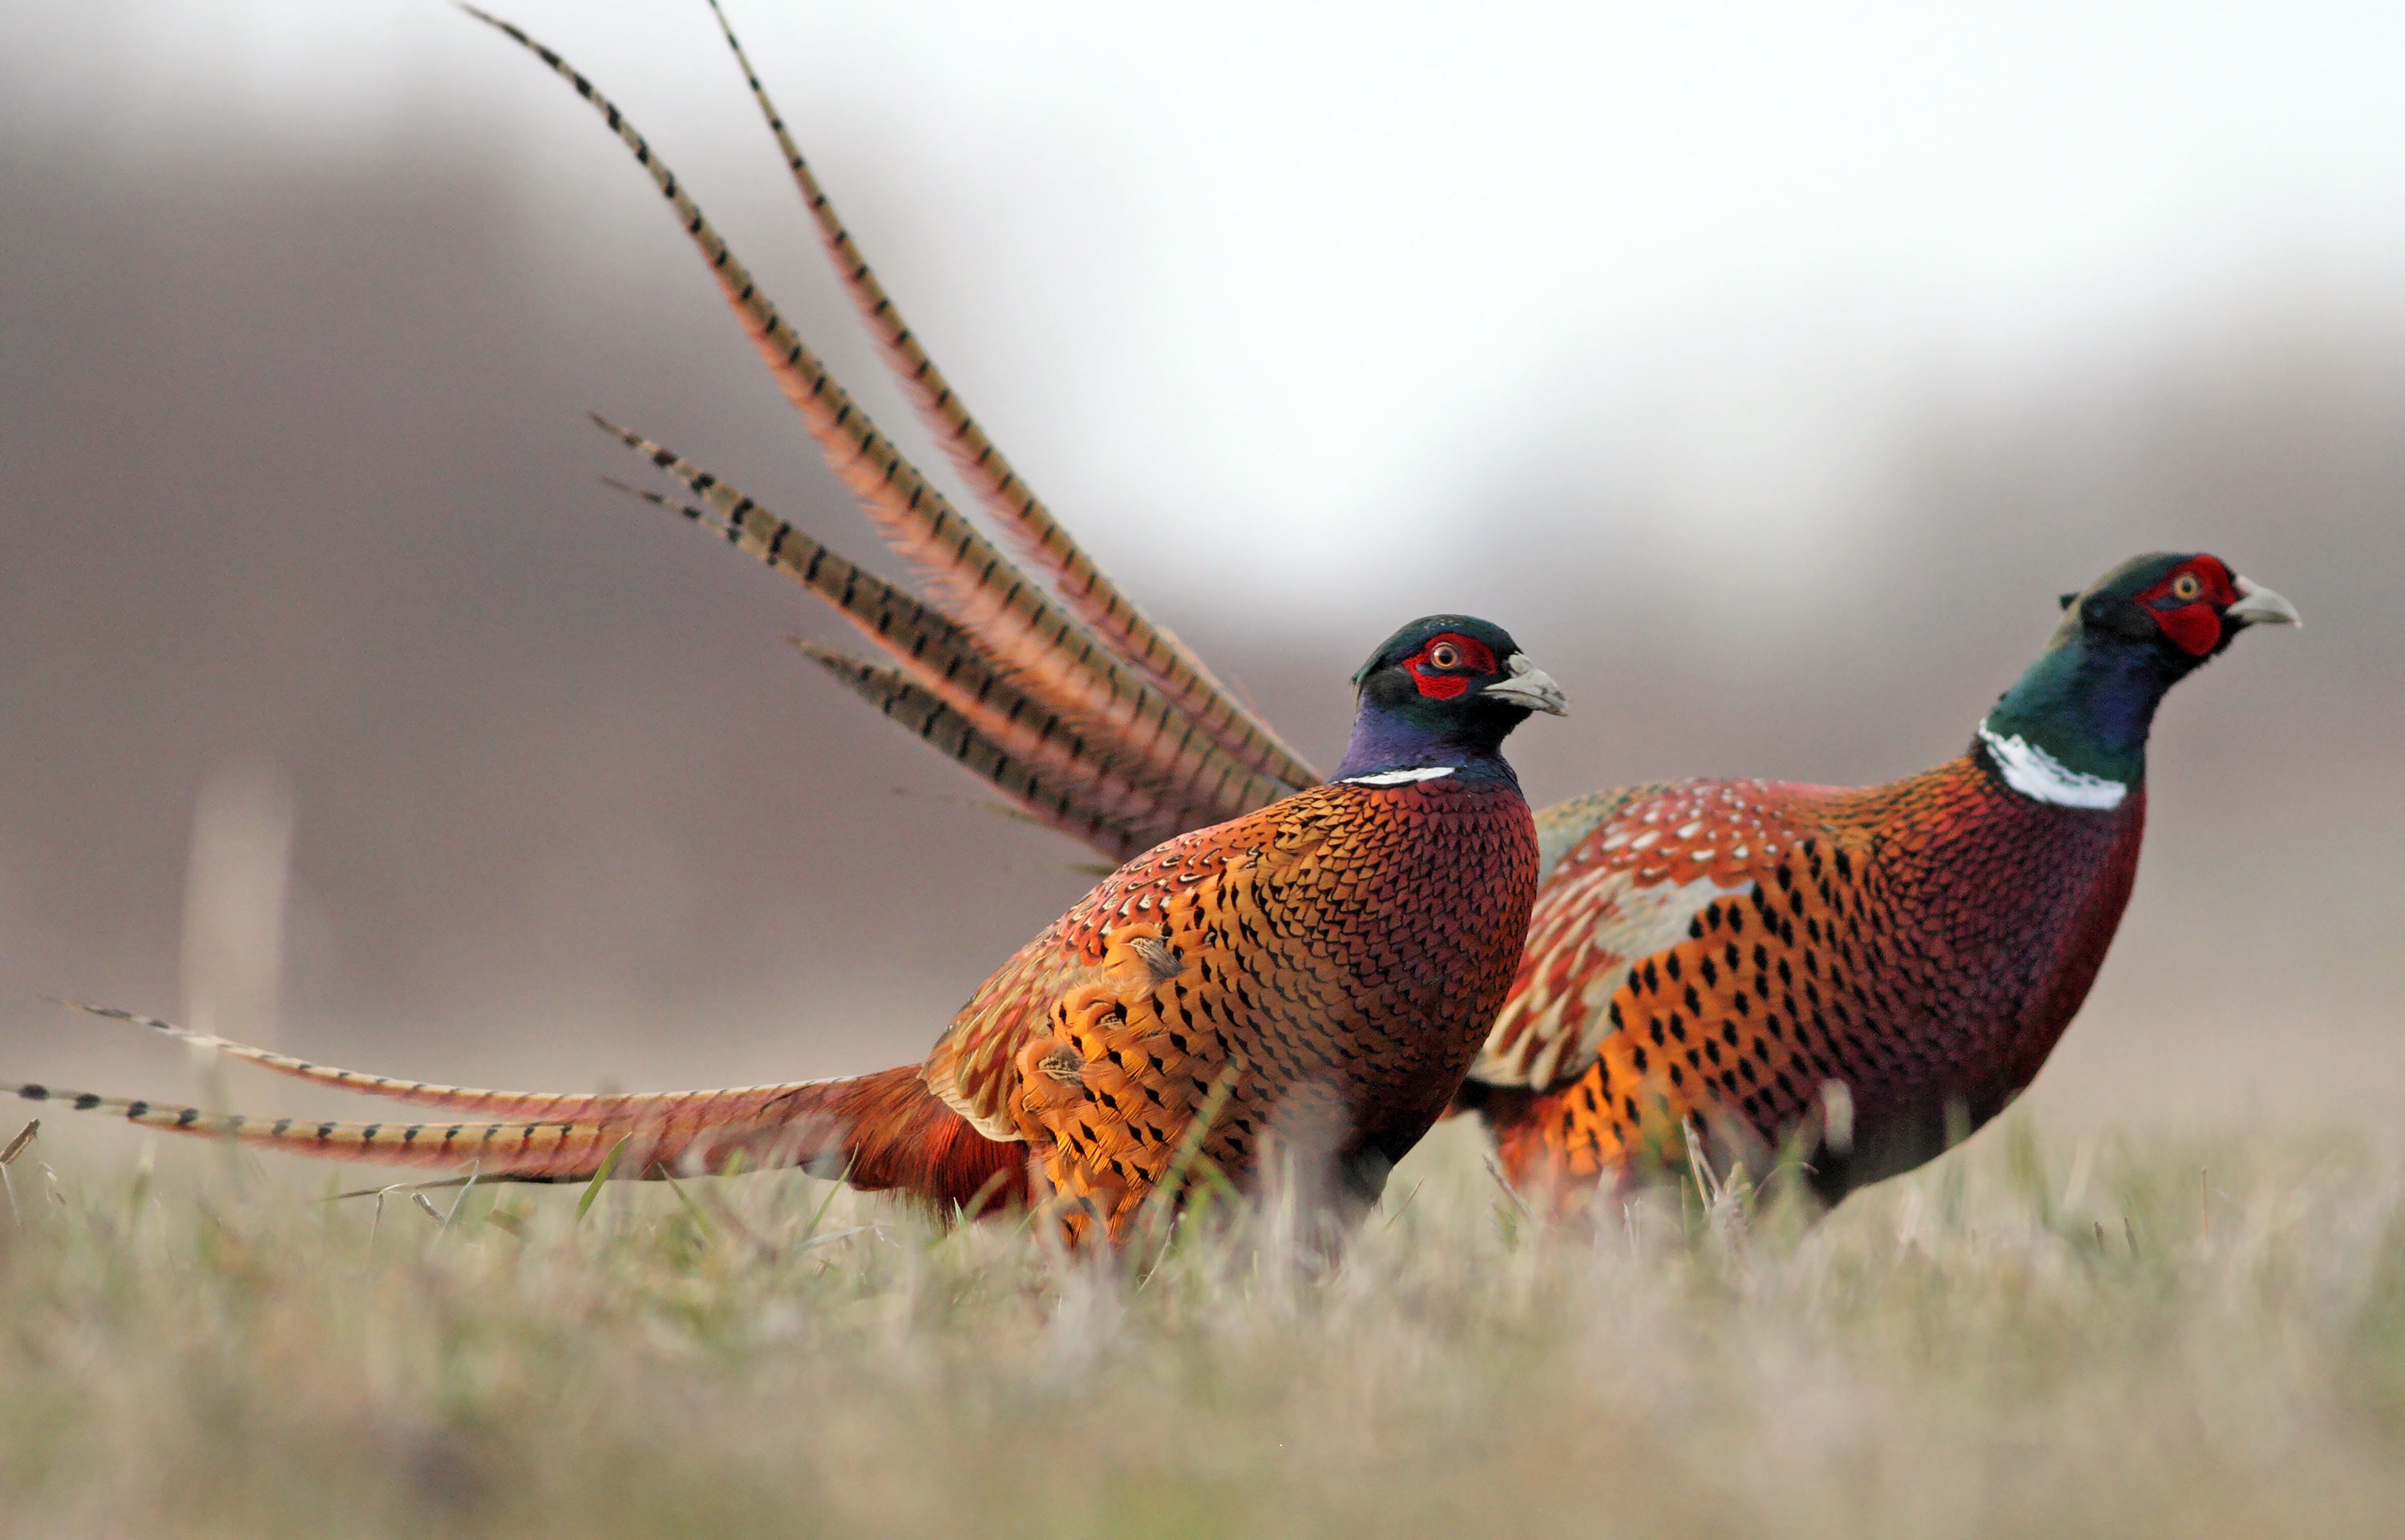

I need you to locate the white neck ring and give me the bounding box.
[1336,766,1458,786]
[1976,720,2127,810]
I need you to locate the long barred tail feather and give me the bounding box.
[794,644,1158,859]
[463,9,1308,831]
[63,999,811,1126]
[588,417,1243,839]
[8,1076,663,1180]
[698,0,1318,793]
[6,1061,1031,1209]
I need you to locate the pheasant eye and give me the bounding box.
[1429,643,1461,669]
[2171,572,2201,602]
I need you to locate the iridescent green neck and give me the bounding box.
[1979,626,2170,802]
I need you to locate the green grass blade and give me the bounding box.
[576,1134,634,1223]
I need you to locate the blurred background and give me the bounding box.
[2,1,2399,1169]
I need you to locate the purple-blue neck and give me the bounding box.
[1332,703,1520,787]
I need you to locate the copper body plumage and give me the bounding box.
[936,776,1537,1235]
[1472,761,2144,1211]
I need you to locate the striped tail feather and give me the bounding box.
[6,1076,712,1181]
[464,10,1310,827]
[589,420,1226,840]
[697,0,1319,794]
[795,644,1158,859]
[63,999,811,1127]
[5,1062,1030,1208]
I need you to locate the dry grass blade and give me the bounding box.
[1484,1153,1534,1219]
[0,1120,26,1228]
[795,1154,858,1248]
[1134,1055,1245,1269]
[443,1165,483,1229]
[796,1223,877,1253]
[326,1174,477,1202]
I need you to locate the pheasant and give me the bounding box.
[382,10,2296,1211]
[10,616,1565,1240]
[17,11,2295,1223]
[1460,552,2300,1210]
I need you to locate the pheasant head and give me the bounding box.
[1980,552,2300,806]
[1335,615,1569,785]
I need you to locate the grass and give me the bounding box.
[3,1117,2404,1539]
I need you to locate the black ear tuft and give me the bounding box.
[2080,592,2157,641]
[2058,592,2078,611]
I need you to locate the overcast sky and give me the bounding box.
[13,2,2405,578]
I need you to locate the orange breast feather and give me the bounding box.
[925,775,1537,1238]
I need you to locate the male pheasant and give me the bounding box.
[15,12,2296,1222]
[362,10,2294,1212]
[11,616,1564,1240]
[1460,552,2298,1210]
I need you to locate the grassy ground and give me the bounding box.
[2,1117,2402,1539]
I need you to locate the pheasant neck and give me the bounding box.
[1332,703,1522,788]
[1978,630,2169,804]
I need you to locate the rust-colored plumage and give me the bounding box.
[425,19,2304,1216]
[471,15,2282,1214]
[23,1009,1028,1209]
[3,16,1570,1239]
[513,14,2292,1214]
[1466,762,2147,1209]
[1453,553,2296,1210]
[14,618,1556,1243]
[10,12,2294,1231]
[929,770,1542,1234]
[805,543,2290,1216]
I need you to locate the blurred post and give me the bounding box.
[180,764,295,1183]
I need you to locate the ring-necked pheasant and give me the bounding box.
[10,616,1564,1240]
[370,10,2293,1212]
[1461,552,2298,1209]
[16,10,2296,1223]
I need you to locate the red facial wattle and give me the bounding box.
[2135,556,2239,657]
[1406,633,1497,701]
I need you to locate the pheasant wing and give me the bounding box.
[1470,781,1833,1093]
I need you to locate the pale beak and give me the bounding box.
[1483,653,1569,716]
[2226,576,2302,629]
